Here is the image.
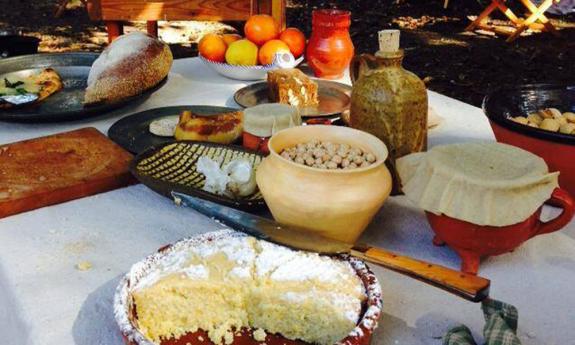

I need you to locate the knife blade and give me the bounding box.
[172,192,490,302]
[172,191,352,254]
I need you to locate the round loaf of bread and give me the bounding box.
[84,32,173,105]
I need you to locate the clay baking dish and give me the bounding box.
[483,84,575,197]
[114,231,383,345]
[427,188,575,275]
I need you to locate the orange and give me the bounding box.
[244,14,280,46]
[222,33,242,46]
[258,39,290,65]
[198,34,227,62]
[279,28,306,58]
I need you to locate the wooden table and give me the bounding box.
[86,0,286,42]
[0,58,574,345]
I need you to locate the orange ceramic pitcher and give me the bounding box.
[306,9,354,79]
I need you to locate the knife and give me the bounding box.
[172,192,490,302]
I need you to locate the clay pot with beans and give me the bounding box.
[256,125,392,244]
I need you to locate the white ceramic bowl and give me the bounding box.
[199,53,303,81]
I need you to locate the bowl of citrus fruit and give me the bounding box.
[198,15,306,80]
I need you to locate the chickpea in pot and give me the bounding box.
[279,140,377,170]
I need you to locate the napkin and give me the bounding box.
[443,299,521,345]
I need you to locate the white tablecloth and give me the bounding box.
[0,58,573,345]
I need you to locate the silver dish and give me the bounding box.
[0,52,166,122]
[234,79,352,117]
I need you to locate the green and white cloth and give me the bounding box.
[443,299,521,345]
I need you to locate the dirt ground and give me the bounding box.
[1,0,573,106]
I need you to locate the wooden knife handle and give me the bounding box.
[350,245,490,302]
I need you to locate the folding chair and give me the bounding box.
[466,0,560,42]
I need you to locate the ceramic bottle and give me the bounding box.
[349,30,427,194]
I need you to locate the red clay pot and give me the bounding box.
[242,132,270,155]
[489,120,575,198]
[306,9,354,79]
[483,84,575,197]
[305,117,333,125]
[426,188,575,275]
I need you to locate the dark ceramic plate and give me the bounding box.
[234,80,352,117]
[0,52,166,122]
[483,83,575,145]
[108,105,240,154]
[131,141,266,211]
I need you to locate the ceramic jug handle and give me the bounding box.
[536,188,575,235]
[349,53,377,85]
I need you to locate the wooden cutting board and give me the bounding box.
[0,127,136,218]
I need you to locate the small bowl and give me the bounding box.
[199,54,303,81]
[483,84,575,197]
[256,125,392,244]
[427,187,575,274]
[114,230,383,345]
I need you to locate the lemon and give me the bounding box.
[225,39,259,66]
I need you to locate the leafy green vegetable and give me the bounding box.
[4,78,24,88]
[16,88,28,95]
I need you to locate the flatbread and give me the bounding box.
[0,68,63,109]
[397,142,559,226]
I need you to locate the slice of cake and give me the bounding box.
[267,69,319,108]
[174,110,243,144]
[128,231,367,345]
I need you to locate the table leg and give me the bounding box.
[493,0,522,26]
[106,21,124,43]
[54,0,68,18]
[507,0,554,42]
[466,1,498,31]
[518,0,559,35]
[147,21,159,37]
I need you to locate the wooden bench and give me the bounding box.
[86,0,286,42]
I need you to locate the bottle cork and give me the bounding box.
[378,29,400,53]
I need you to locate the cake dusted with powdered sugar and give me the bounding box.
[114,230,382,345]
